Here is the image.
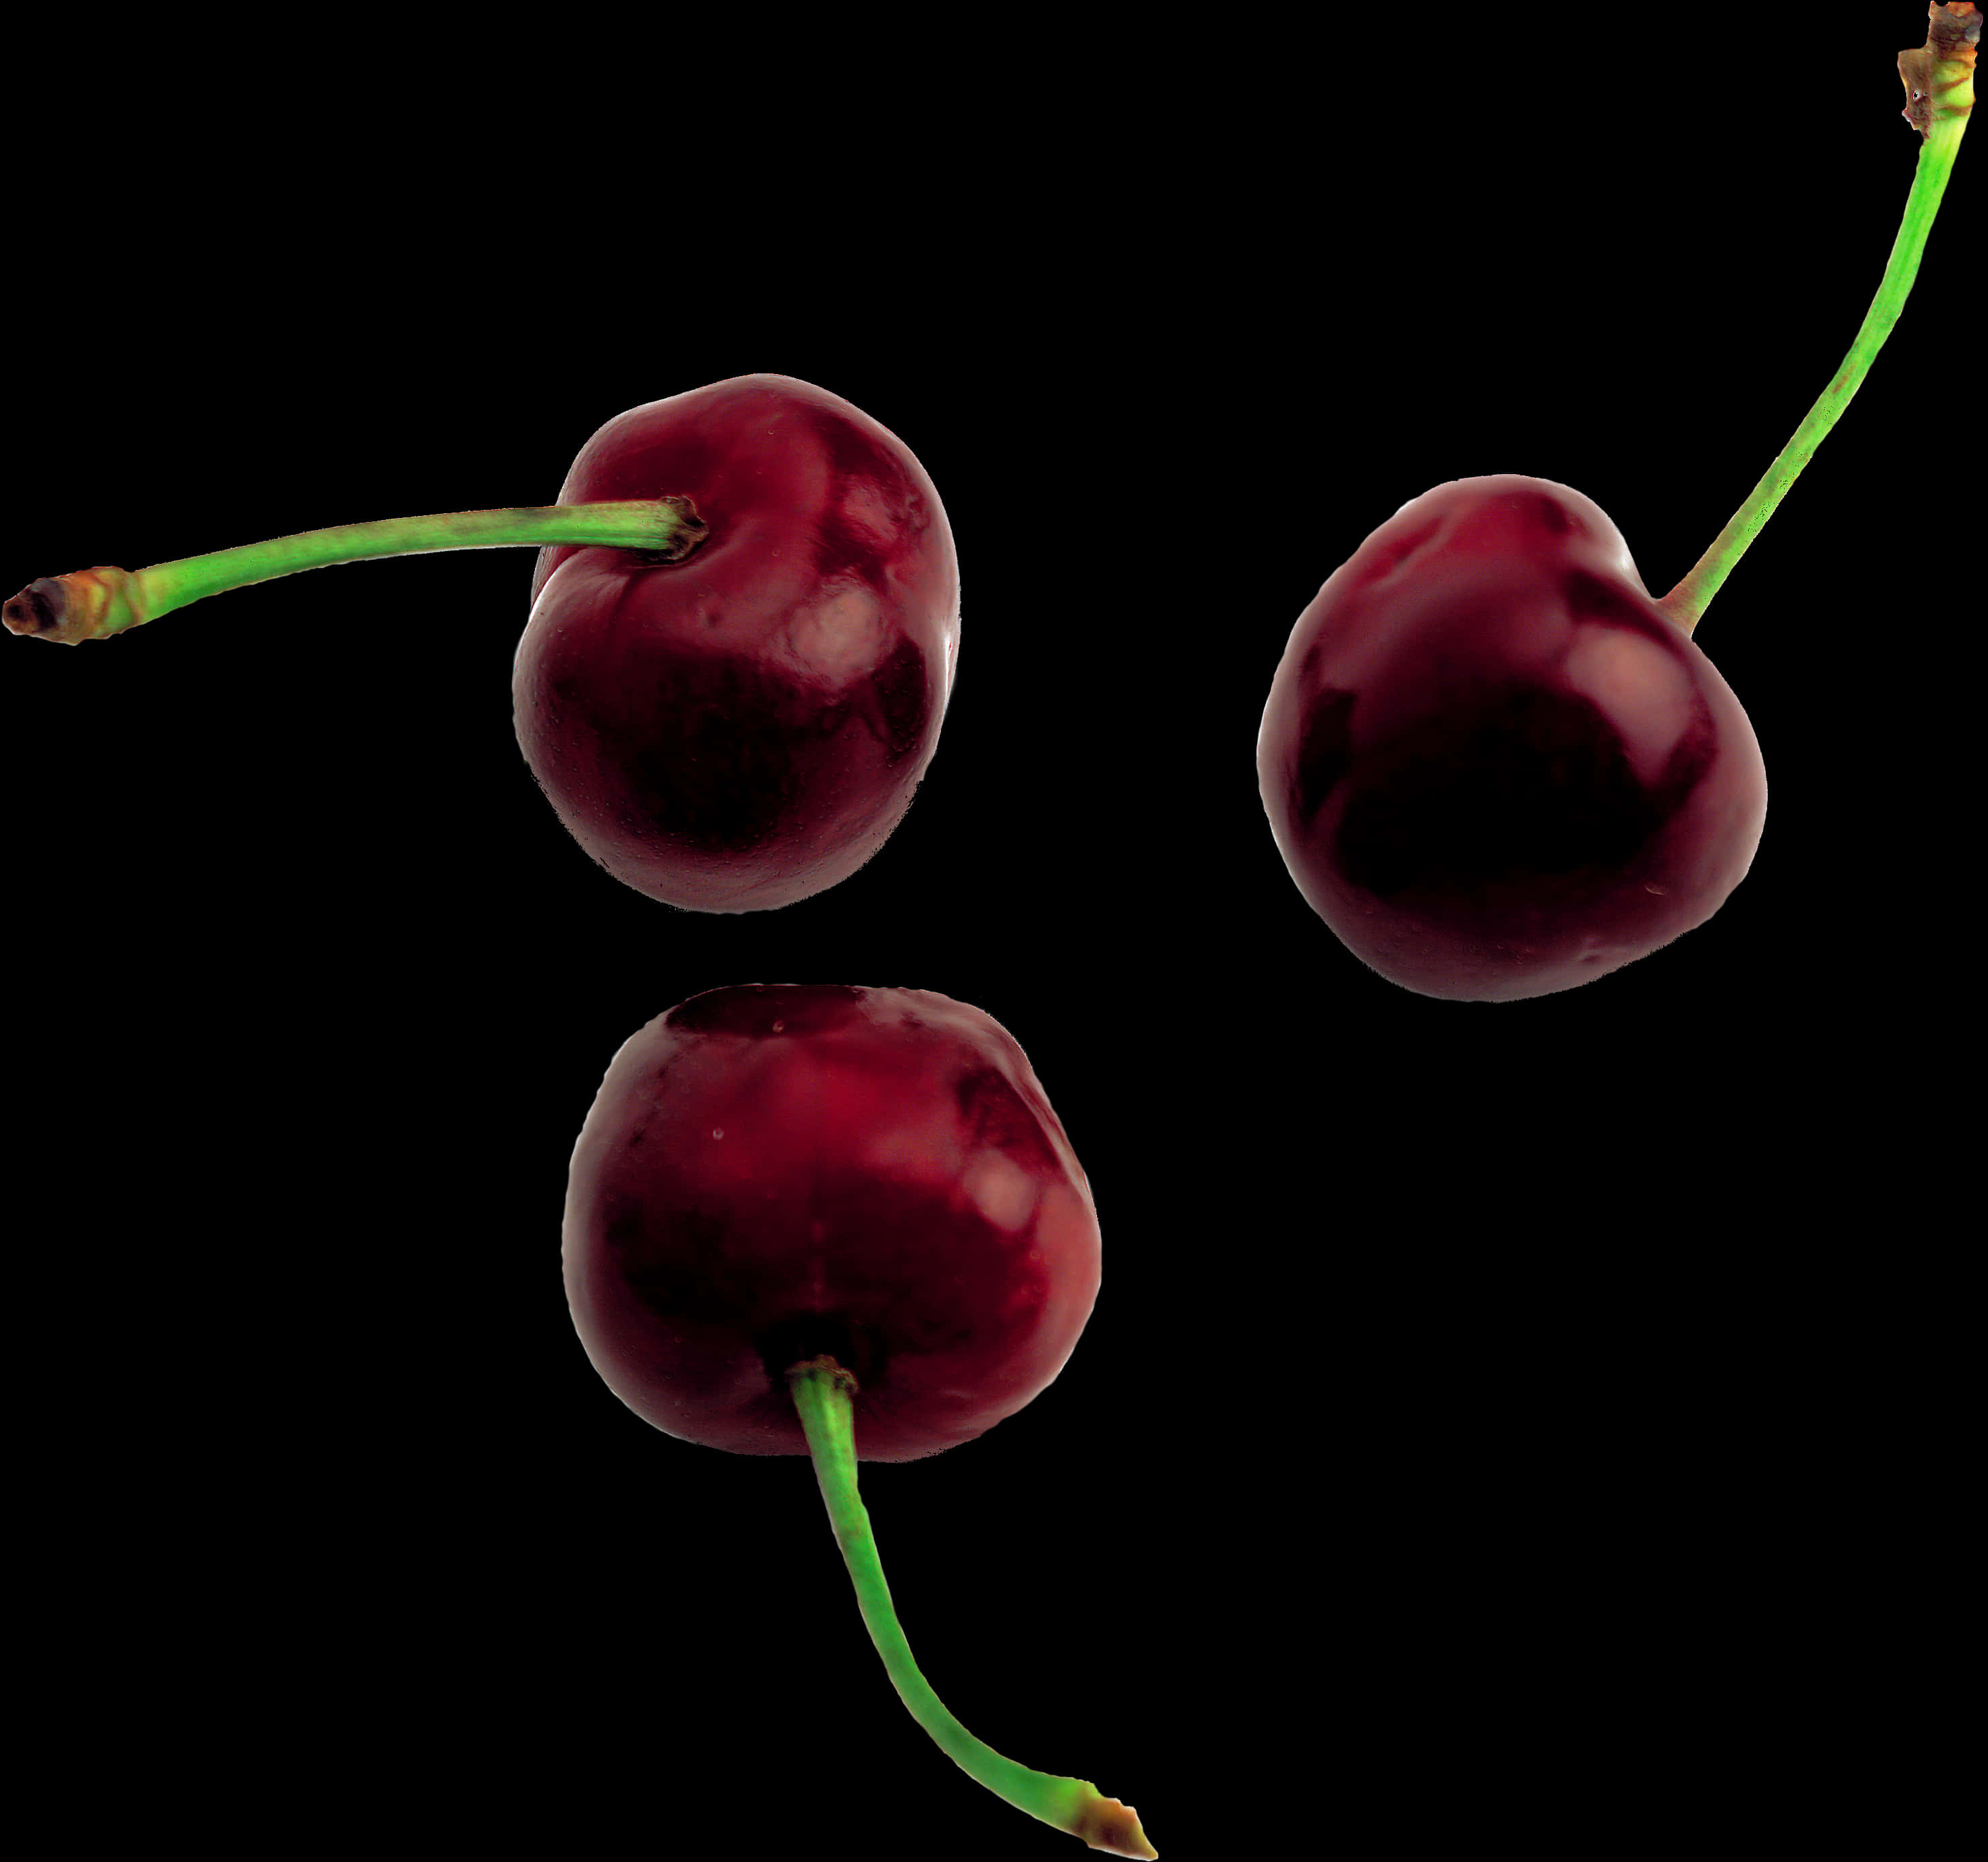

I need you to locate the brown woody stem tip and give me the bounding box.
[1900,1,1981,136]
[1,579,66,638]
[2,567,138,644]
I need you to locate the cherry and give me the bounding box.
[3,373,957,914]
[1258,477,1767,1002]
[563,983,1154,1855]
[516,376,960,911]
[1257,3,1977,1002]
[566,982,1098,1462]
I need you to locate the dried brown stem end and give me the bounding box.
[1,567,138,644]
[1900,1,1981,136]
[1072,1792,1159,1860]
[630,494,710,567]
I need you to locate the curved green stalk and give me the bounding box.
[1,496,705,644]
[786,1357,1156,1859]
[1660,9,1975,634]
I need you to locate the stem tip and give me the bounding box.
[1072,1790,1158,1859]
[2,567,136,644]
[3,579,67,638]
[1902,1,1981,137]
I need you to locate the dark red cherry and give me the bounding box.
[563,983,1101,1462]
[1258,476,1768,1001]
[514,376,960,912]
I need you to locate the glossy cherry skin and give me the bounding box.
[1258,476,1768,1001]
[515,376,960,912]
[563,985,1102,1462]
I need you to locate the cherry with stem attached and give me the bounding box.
[1256,4,1979,1002]
[5,374,961,914]
[563,984,1155,1856]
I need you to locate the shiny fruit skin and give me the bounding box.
[563,985,1101,1462]
[515,376,960,912]
[1258,476,1768,1002]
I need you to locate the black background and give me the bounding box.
[7,12,1968,1856]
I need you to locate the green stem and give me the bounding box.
[785,1357,1156,1859]
[1659,90,1970,633]
[1,496,705,644]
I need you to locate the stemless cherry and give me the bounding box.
[1258,477,1767,1002]
[5,373,958,914]
[1257,4,1976,1002]
[516,376,960,912]
[563,983,1154,1856]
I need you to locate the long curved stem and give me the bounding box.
[785,1357,1156,1859]
[1659,7,1975,635]
[1,496,705,644]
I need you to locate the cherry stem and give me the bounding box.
[0,497,707,645]
[1658,2,1977,636]
[784,1357,1156,1859]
